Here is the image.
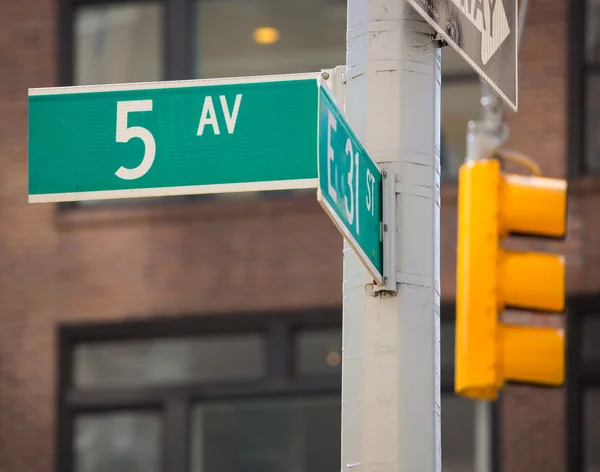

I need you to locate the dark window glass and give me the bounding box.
[193,0,346,79]
[74,2,164,86]
[442,395,476,472]
[585,75,600,173]
[585,1,600,174]
[441,318,456,369]
[440,48,480,181]
[190,396,341,472]
[584,388,600,471]
[586,0,600,63]
[74,334,266,389]
[189,392,474,472]
[74,411,162,472]
[582,315,600,360]
[441,79,481,179]
[295,328,342,375]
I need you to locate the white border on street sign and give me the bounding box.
[28,72,324,96]
[29,178,319,203]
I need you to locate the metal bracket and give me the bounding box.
[321,66,346,106]
[370,169,397,296]
[323,67,397,297]
[432,33,449,48]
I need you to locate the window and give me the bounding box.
[567,296,600,471]
[584,389,600,471]
[440,48,481,180]
[571,0,600,174]
[58,305,494,472]
[191,0,346,79]
[190,396,341,472]
[59,0,478,210]
[74,412,162,472]
[73,334,266,388]
[190,0,477,181]
[73,3,164,86]
[585,0,600,173]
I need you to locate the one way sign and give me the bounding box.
[408,0,518,111]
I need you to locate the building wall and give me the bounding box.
[431,0,596,471]
[0,0,595,472]
[499,0,597,471]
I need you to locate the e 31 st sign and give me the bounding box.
[317,86,384,284]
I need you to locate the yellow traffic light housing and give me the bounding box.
[455,156,567,401]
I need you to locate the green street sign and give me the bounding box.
[28,73,323,203]
[28,72,384,283]
[317,86,383,284]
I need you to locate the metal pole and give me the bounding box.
[341,0,441,470]
[474,401,493,472]
[467,111,503,472]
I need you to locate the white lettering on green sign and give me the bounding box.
[115,94,244,181]
[197,94,243,136]
[318,85,383,282]
[325,109,376,237]
[29,74,319,203]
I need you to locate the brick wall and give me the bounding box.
[497,0,569,471]
[438,1,596,471]
[0,0,597,471]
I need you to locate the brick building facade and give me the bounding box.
[1,0,599,471]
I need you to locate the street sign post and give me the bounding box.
[28,73,323,203]
[28,73,385,283]
[406,0,518,111]
[317,85,384,285]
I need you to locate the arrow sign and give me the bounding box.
[449,0,510,65]
[406,0,517,111]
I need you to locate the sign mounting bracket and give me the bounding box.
[369,169,398,297]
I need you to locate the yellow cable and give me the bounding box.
[496,149,542,177]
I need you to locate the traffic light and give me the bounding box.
[455,155,567,402]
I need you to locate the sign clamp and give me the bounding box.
[369,169,397,296]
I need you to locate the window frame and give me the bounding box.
[58,0,192,87]
[57,307,343,472]
[567,0,600,176]
[57,0,200,212]
[568,0,585,176]
[56,0,478,214]
[566,294,600,471]
[56,303,499,472]
[439,70,481,181]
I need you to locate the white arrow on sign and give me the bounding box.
[450,0,510,65]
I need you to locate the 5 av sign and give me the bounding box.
[28,74,322,202]
[114,94,243,181]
